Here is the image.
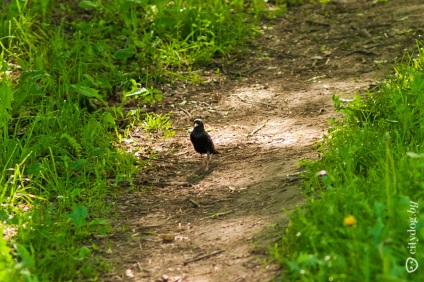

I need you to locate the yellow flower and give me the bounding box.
[343,215,357,227]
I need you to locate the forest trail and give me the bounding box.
[101,1,424,281]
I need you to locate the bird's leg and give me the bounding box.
[205,151,211,171]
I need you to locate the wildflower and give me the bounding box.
[318,170,327,176]
[343,215,357,227]
[324,255,331,261]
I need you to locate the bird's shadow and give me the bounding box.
[186,163,217,185]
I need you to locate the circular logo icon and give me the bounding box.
[406,257,419,273]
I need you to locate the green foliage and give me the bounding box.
[0,235,18,282]
[272,44,424,280]
[1,0,254,89]
[142,112,175,137]
[68,205,89,227]
[0,76,13,128]
[124,79,163,105]
[0,93,133,280]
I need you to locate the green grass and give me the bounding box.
[0,0,293,280]
[271,44,424,281]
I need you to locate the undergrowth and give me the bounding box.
[272,43,424,281]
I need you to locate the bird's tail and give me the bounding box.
[213,149,221,155]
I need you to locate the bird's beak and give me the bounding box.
[193,123,198,127]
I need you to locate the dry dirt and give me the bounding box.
[101,1,424,281]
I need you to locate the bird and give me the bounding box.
[190,118,220,171]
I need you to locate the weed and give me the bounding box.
[142,112,175,138]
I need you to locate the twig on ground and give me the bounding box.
[188,198,201,208]
[178,107,191,118]
[345,49,377,56]
[306,19,330,27]
[249,122,267,137]
[346,38,415,57]
[364,38,414,49]
[183,250,225,266]
[234,95,250,104]
[202,210,233,219]
[223,67,262,77]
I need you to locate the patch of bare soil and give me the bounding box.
[101,1,424,281]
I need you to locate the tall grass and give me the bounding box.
[272,44,424,281]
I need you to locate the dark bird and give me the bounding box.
[190,119,220,171]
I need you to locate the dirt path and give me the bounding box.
[101,1,424,281]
